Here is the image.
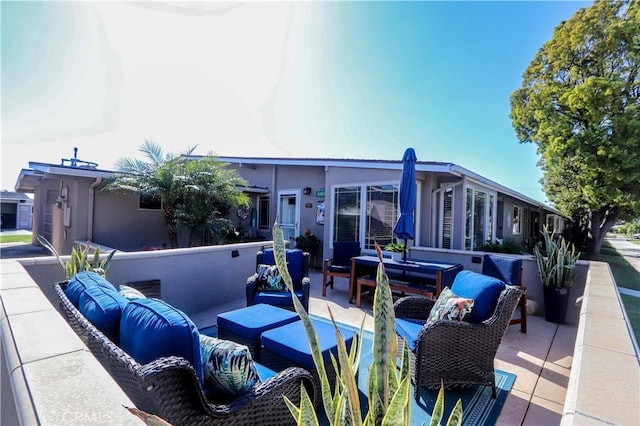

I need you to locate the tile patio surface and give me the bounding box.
[300,270,574,425]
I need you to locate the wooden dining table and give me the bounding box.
[348,255,463,304]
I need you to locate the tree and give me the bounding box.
[510,0,640,257]
[104,140,248,248]
[175,155,249,246]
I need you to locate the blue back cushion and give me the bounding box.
[78,284,128,343]
[451,270,505,323]
[261,249,304,285]
[120,298,203,384]
[66,271,116,307]
[482,255,522,285]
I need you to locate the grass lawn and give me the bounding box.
[600,240,640,345]
[0,234,32,244]
[627,239,640,246]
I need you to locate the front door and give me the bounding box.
[278,191,299,245]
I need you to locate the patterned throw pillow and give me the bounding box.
[428,287,474,322]
[200,335,261,400]
[256,264,286,292]
[118,285,146,300]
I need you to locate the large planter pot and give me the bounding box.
[543,285,570,324]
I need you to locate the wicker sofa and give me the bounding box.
[54,281,315,426]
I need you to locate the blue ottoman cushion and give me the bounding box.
[66,271,116,307]
[451,270,505,323]
[252,290,306,308]
[217,304,299,340]
[120,298,203,384]
[395,318,426,352]
[261,319,355,370]
[78,284,128,344]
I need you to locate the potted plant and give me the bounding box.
[533,227,580,324]
[295,229,321,267]
[384,241,406,262]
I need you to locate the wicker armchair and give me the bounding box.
[54,281,315,426]
[394,285,523,401]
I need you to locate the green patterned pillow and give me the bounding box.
[428,287,474,322]
[199,335,261,400]
[118,285,146,300]
[256,264,286,292]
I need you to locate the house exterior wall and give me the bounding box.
[93,190,168,251]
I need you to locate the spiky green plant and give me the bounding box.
[273,220,415,425]
[533,226,580,288]
[37,235,116,279]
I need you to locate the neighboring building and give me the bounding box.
[15,154,562,256]
[0,191,33,230]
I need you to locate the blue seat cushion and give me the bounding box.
[395,318,426,352]
[78,284,128,344]
[328,264,351,274]
[66,271,116,307]
[261,249,304,286]
[451,270,505,323]
[120,298,203,384]
[253,290,305,307]
[217,304,299,340]
[254,362,277,382]
[199,335,261,401]
[261,319,355,370]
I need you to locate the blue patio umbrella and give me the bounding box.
[393,148,417,263]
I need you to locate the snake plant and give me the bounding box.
[37,234,116,279]
[533,227,580,288]
[273,220,462,425]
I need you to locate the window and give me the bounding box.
[258,196,270,230]
[440,188,454,249]
[333,186,361,242]
[139,194,161,210]
[546,214,562,233]
[464,186,496,250]
[332,183,399,250]
[513,206,522,234]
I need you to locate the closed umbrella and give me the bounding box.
[393,148,417,263]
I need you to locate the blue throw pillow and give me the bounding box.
[451,270,505,323]
[66,271,116,307]
[120,298,203,384]
[199,335,261,401]
[78,284,128,343]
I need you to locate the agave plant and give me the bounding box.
[273,220,462,425]
[37,235,116,279]
[533,227,580,289]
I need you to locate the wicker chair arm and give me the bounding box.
[394,296,436,321]
[226,367,315,410]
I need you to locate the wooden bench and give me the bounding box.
[356,276,434,307]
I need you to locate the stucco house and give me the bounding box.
[15,153,563,257]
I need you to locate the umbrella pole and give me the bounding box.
[403,239,408,263]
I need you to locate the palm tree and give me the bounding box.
[176,155,249,246]
[104,141,196,248]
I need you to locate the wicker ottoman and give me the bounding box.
[217,304,299,360]
[260,319,356,392]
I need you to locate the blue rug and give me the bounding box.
[201,315,516,425]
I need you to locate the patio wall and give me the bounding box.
[1,244,636,425]
[410,247,588,325]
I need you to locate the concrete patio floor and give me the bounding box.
[305,270,575,426]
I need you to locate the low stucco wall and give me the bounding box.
[561,261,639,425]
[410,246,588,325]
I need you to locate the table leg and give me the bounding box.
[348,257,356,303]
[436,270,442,296]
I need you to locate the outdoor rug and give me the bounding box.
[201,314,516,425]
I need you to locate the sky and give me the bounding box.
[1,1,593,204]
